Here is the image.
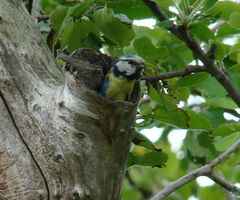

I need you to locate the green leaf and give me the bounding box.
[134,26,192,70]
[40,0,63,14]
[137,151,168,168]
[163,39,193,70]
[189,22,214,42]
[230,42,240,55]
[61,20,99,52]
[49,5,73,48]
[223,56,237,69]
[60,0,81,7]
[168,86,190,102]
[83,33,102,50]
[185,109,213,131]
[50,6,69,31]
[201,0,218,12]
[214,132,240,152]
[209,97,238,110]
[214,42,229,61]
[107,0,154,19]
[127,152,138,167]
[140,102,153,116]
[155,0,175,16]
[152,90,212,130]
[199,184,230,200]
[217,24,240,38]
[185,131,217,164]
[200,77,227,97]
[148,86,161,103]
[229,12,240,30]
[214,123,240,138]
[133,26,169,46]
[127,151,168,168]
[132,132,161,152]
[121,188,142,200]
[133,37,168,61]
[229,42,240,64]
[176,72,209,87]
[157,20,174,29]
[208,1,240,20]
[69,2,90,18]
[155,108,186,129]
[229,73,240,91]
[61,21,83,51]
[200,108,227,128]
[229,64,240,73]
[93,7,135,47]
[103,45,126,57]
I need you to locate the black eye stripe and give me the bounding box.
[120,59,138,65]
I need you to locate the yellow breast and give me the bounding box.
[106,74,135,101]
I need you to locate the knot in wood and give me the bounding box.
[71,186,91,200]
[53,153,64,163]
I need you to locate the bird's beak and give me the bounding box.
[137,63,146,70]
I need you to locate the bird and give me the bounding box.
[99,54,145,101]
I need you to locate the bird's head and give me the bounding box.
[114,54,146,80]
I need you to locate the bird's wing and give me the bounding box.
[99,74,110,96]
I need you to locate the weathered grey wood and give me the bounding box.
[0,0,137,199]
[0,96,48,199]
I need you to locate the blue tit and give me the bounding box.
[99,54,145,101]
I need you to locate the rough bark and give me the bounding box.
[0,0,137,199]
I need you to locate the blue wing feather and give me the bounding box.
[99,77,109,96]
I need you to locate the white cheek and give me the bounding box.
[116,61,136,75]
[117,61,131,71]
[126,67,136,76]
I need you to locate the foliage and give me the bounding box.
[38,0,240,199]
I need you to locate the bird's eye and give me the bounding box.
[128,60,134,65]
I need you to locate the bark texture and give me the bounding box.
[0,1,138,199]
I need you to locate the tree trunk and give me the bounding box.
[0,1,137,199]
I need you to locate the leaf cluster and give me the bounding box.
[38,1,240,199]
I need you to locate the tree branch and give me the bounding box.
[208,172,236,192]
[141,65,207,82]
[142,0,178,35]
[143,0,240,107]
[208,141,240,168]
[149,140,240,200]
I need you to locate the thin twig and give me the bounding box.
[208,173,240,200]
[143,0,240,107]
[149,140,240,200]
[208,172,236,192]
[142,0,178,35]
[208,140,240,168]
[141,65,207,81]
